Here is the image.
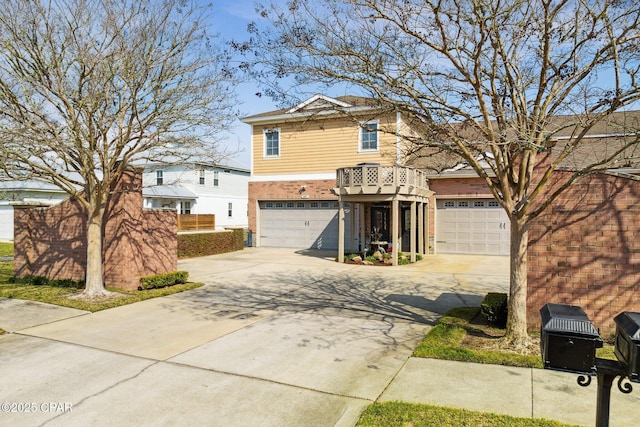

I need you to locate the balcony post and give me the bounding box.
[338,200,345,263]
[391,197,399,266]
[410,200,417,262]
[418,201,425,255]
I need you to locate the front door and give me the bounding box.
[370,206,390,243]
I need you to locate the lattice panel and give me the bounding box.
[398,168,407,185]
[407,169,415,186]
[366,167,378,184]
[352,168,363,185]
[381,167,394,184]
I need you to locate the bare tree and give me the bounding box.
[0,0,238,296]
[241,0,640,348]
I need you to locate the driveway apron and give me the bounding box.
[1,248,509,426]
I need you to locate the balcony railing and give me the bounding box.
[335,164,431,196]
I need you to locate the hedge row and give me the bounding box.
[138,271,189,290]
[177,228,244,259]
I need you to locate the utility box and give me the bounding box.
[540,303,603,375]
[613,312,640,383]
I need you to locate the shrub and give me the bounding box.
[365,255,378,263]
[178,229,244,258]
[138,271,189,290]
[480,292,508,328]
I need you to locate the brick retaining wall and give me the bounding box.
[14,169,177,290]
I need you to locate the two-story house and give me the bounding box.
[142,162,250,230]
[241,94,432,264]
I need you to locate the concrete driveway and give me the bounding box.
[0,248,509,426]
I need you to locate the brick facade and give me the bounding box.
[14,168,177,290]
[527,171,640,336]
[248,179,337,233]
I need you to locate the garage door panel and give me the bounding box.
[436,199,510,256]
[259,202,351,250]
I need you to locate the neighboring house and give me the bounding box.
[142,162,250,230]
[0,180,68,241]
[241,94,431,264]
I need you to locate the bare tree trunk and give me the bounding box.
[84,204,107,296]
[504,218,530,348]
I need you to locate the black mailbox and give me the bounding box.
[540,303,603,375]
[613,312,640,383]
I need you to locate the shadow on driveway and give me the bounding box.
[166,268,484,326]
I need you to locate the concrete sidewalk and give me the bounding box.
[0,248,638,426]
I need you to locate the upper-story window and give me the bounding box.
[156,170,163,185]
[213,170,219,187]
[359,120,379,152]
[199,169,205,185]
[264,128,280,157]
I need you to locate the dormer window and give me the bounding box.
[264,128,280,158]
[359,120,379,152]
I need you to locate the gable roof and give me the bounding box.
[241,95,383,124]
[410,110,640,175]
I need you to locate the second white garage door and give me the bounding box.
[259,201,352,250]
[436,199,510,255]
[0,204,13,241]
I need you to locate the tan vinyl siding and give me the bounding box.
[252,115,398,176]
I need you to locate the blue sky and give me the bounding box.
[208,0,277,169]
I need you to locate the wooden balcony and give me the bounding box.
[335,164,431,197]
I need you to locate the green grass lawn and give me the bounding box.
[0,242,13,257]
[413,306,542,367]
[356,401,578,427]
[412,306,615,367]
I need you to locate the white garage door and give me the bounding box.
[259,201,351,250]
[0,205,13,241]
[436,199,509,255]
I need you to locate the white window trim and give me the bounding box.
[263,127,281,158]
[358,119,380,153]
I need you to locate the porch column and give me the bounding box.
[410,200,416,263]
[425,199,431,255]
[359,202,366,253]
[349,203,356,253]
[418,201,425,256]
[391,197,399,266]
[338,200,345,263]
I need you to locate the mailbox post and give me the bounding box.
[540,304,639,427]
